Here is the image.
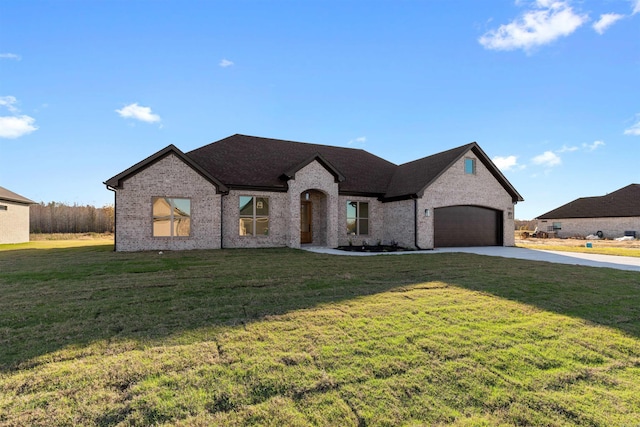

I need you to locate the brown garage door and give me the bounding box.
[434,206,502,247]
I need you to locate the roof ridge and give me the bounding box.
[230,133,370,152]
[396,142,476,167]
[536,183,640,219]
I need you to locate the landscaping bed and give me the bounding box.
[337,244,413,252]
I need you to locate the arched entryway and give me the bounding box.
[300,190,328,246]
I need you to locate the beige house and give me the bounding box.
[536,184,640,239]
[105,134,523,252]
[0,186,35,244]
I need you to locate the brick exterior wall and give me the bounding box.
[221,190,289,248]
[337,196,385,247]
[286,161,339,249]
[220,160,340,249]
[419,152,516,249]
[114,154,222,251]
[113,150,519,251]
[308,190,328,245]
[382,199,417,249]
[537,217,640,239]
[0,200,30,244]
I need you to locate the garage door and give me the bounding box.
[434,206,502,247]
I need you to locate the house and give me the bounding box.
[104,134,523,252]
[535,184,640,239]
[0,186,35,244]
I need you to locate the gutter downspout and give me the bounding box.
[220,193,225,249]
[414,198,423,250]
[106,185,117,252]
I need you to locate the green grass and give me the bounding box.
[1,242,639,426]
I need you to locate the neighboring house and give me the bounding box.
[0,186,36,244]
[536,184,640,239]
[104,134,523,252]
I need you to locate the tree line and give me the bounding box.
[30,202,114,234]
[28,203,533,234]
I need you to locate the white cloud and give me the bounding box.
[593,13,624,34]
[633,0,640,15]
[0,115,38,138]
[492,155,521,171]
[0,96,38,139]
[0,96,19,113]
[347,136,366,146]
[479,0,588,52]
[583,140,605,151]
[0,53,21,61]
[219,59,234,68]
[557,144,579,153]
[532,150,562,167]
[115,103,161,123]
[624,115,640,135]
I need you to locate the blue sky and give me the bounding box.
[1,0,639,220]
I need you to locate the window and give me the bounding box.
[552,222,562,230]
[0,205,7,211]
[239,196,269,236]
[347,201,369,235]
[152,197,191,237]
[464,158,476,174]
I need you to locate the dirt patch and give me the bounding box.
[30,233,114,241]
[516,236,640,249]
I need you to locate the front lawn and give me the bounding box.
[1,243,639,426]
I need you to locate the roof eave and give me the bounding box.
[0,186,36,205]
[470,144,524,203]
[379,193,419,203]
[340,190,387,199]
[385,142,524,203]
[0,196,37,205]
[282,152,346,183]
[104,145,229,193]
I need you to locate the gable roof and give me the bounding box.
[282,152,346,183]
[384,143,523,202]
[384,144,473,200]
[187,134,396,195]
[105,134,523,203]
[537,184,640,219]
[104,144,228,192]
[0,186,35,205]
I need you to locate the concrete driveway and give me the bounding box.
[303,246,640,272]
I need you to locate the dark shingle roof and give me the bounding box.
[537,184,640,219]
[104,145,228,192]
[0,186,35,205]
[384,144,475,199]
[384,142,523,202]
[187,134,397,195]
[106,134,523,203]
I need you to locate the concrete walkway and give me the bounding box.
[302,246,640,272]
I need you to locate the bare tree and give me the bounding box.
[30,202,114,234]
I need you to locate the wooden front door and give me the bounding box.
[300,201,312,244]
